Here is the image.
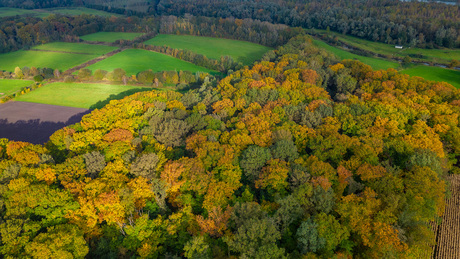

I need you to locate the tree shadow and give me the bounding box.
[0,111,90,145]
[89,88,152,110]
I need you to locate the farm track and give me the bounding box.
[431,174,460,258]
[63,47,125,75]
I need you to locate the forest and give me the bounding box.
[0,0,459,258]
[0,33,458,257]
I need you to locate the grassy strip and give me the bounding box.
[144,34,272,65]
[80,32,144,43]
[0,79,34,95]
[312,39,400,70]
[0,50,99,72]
[311,29,460,65]
[85,49,216,76]
[31,42,118,55]
[15,82,151,109]
[400,65,460,89]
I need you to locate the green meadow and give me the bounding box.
[0,79,34,96]
[85,49,215,76]
[80,32,144,43]
[0,50,98,72]
[312,39,400,70]
[144,34,272,65]
[401,66,460,89]
[311,29,460,65]
[31,42,118,55]
[0,7,120,18]
[15,82,150,109]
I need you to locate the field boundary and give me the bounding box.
[29,49,94,55]
[63,47,125,75]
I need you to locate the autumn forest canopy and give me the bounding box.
[0,0,459,258]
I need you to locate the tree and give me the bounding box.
[78,68,92,80]
[14,67,24,79]
[83,151,106,179]
[239,145,272,182]
[130,153,160,179]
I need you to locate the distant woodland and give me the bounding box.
[1,0,457,48]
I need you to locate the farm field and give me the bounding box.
[0,50,99,72]
[0,79,34,96]
[80,32,144,43]
[312,39,400,70]
[144,34,272,65]
[400,65,460,88]
[85,49,215,76]
[14,82,151,109]
[0,7,120,18]
[45,7,122,17]
[31,42,118,55]
[312,29,460,65]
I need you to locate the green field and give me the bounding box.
[31,42,118,55]
[0,79,34,96]
[313,39,400,70]
[0,50,98,72]
[15,82,150,109]
[144,34,272,65]
[0,8,39,17]
[401,66,460,89]
[85,49,215,76]
[45,7,122,17]
[312,29,460,65]
[0,7,120,18]
[80,32,144,43]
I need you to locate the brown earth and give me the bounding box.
[0,101,89,144]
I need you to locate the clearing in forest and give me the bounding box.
[0,50,99,72]
[144,34,272,65]
[84,49,216,76]
[14,82,151,109]
[312,39,400,70]
[0,79,34,96]
[0,7,120,18]
[80,32,144,43]
[312,29,460,65]
[400,65,460,89]
[31,42,118,55]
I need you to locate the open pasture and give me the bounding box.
[0,50,98,72]
[313,39,400,70]
[80,32,144,43]
[0,79,34,96]
[0,7,120,18]
[31,42,118,55]
[401,65,460,88]
[85,49,215,76]
[144,34,272,65]
[14,82,151,109]
[312,29,460,65]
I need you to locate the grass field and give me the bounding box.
[80,32,144,43]
[45,7,122,17]
[85,49,215,76]
[144,34,272,65]
[0,79,34,96]
[312,29,460,65]
[0,7,120,18]
[401,65,460,88]
[31,42,118,55]
[14,82,151,109]
[0,50,99,72]
[313,39,400,70]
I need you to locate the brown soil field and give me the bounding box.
[0,101,89,144]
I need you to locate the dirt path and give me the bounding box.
[63,47,125,75]
[431,174,460,258]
